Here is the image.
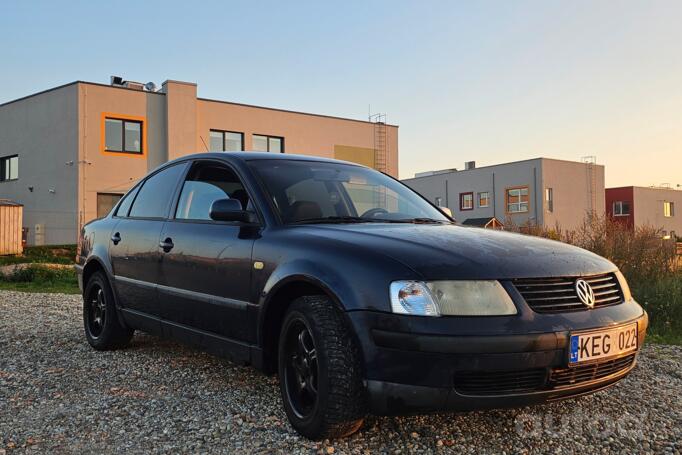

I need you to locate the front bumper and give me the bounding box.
[347,302,648,415]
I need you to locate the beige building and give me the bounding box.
[403,158,605,231]
[0,78,398,245]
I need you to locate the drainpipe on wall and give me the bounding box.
[533,167,538,225]
[492,172,496,218]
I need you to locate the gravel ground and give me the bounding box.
[1,291,680,454]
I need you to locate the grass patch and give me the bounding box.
[0,245,76,266]
[630,272,682,345]
[0,265,80,294]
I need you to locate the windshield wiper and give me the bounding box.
[291,216,380,225]
[394,218,451,224]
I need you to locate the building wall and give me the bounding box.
[403,159,544,226]
[632,187,682,236]
[1,80,399,244]
[0,84,80,245]
[605,186,635,230]
[196,97,399,176]
[77,83,167,226]
[542,159,605,231]
[403,158,605,230]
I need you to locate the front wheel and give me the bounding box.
[83,271,134,350]
[278,295,366,439]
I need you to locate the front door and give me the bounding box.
[158,160,257,342]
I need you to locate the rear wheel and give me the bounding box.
[278,296,366,439]
[83,271,134,350]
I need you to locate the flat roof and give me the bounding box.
[607,185,681,191]
[0,80,398,127]
[406,156,604,180]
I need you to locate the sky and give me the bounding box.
[1,0,680,187]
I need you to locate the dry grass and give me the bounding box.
[506,215,681,344]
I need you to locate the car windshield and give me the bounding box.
[248,160,450,224]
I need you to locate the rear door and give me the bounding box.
[158,160,257,342]
[109,162,188,320]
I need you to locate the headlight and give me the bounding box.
[390,280,517,316]
[614,270,632,301]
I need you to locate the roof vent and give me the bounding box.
[465,161,476,170]
[109,76,146,91]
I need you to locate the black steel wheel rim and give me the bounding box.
[86,285,106,338]
[283,319,319,419]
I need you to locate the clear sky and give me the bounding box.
[1,0,680,187]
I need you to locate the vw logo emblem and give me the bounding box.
[575,279,596,308]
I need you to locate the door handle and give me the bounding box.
[111,232,121,245]
[159,237,174,252]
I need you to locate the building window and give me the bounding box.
[613,201,631,216]
[97,193,123,218]
[209,130,244,152]
[478,192,490,208]
[460,192,474,211]
[545,188,553,212]
[435,196,443,206]
[253,134,284,153]
[664,201,675,217]
[506,186,529,213]
[0,155,18,181]
[104,116,143,154]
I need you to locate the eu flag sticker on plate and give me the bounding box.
[569,335,580,363]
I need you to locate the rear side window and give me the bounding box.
[114,185,140,217]
[129,164,185,218]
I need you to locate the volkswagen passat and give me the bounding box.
[75,152,647,439]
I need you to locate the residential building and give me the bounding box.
[606,186,681,239]
[0,78,398,245]
[403,158,605,231]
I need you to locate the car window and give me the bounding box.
[248,160,448,224]
[129,164,185,218]
[175,162,249,220]
[284,179,340,219]
[113,185,140,217]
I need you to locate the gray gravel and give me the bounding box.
[1,290,680,454]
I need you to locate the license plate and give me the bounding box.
[569,323,638,365]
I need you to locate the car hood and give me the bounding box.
[295,223,616,280]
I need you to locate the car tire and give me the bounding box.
[278,295,366,440]
[83,271,134,350]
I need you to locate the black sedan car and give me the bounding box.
[76,152,647,439]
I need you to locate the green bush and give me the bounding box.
[0,265,79,294]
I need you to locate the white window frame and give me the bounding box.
[506,187,529,214]
[613,201,630,216]
[663,201,675,218]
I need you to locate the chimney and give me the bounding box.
[465,161,476,170]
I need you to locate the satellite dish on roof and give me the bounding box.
[144,82,157,92]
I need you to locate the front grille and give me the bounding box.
[454,354,636,396]
[513,273,623,313]
[454,369,547,395]
[549,354,636,388]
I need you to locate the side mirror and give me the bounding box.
[210,198,251,223]
[439,206,453,218]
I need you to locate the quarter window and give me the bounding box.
[209,130,244,152]
[129,164,185,218]
[105,117,143,154]
[506,187,529,213]
[114,185,141,217]
[0,155,18,181]
[460,192,473,211]
[664,201,675,217]
[478,191,490,208]
[253,134,284,153]
[613,201,630,216]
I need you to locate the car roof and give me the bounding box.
[165,151,365,168]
